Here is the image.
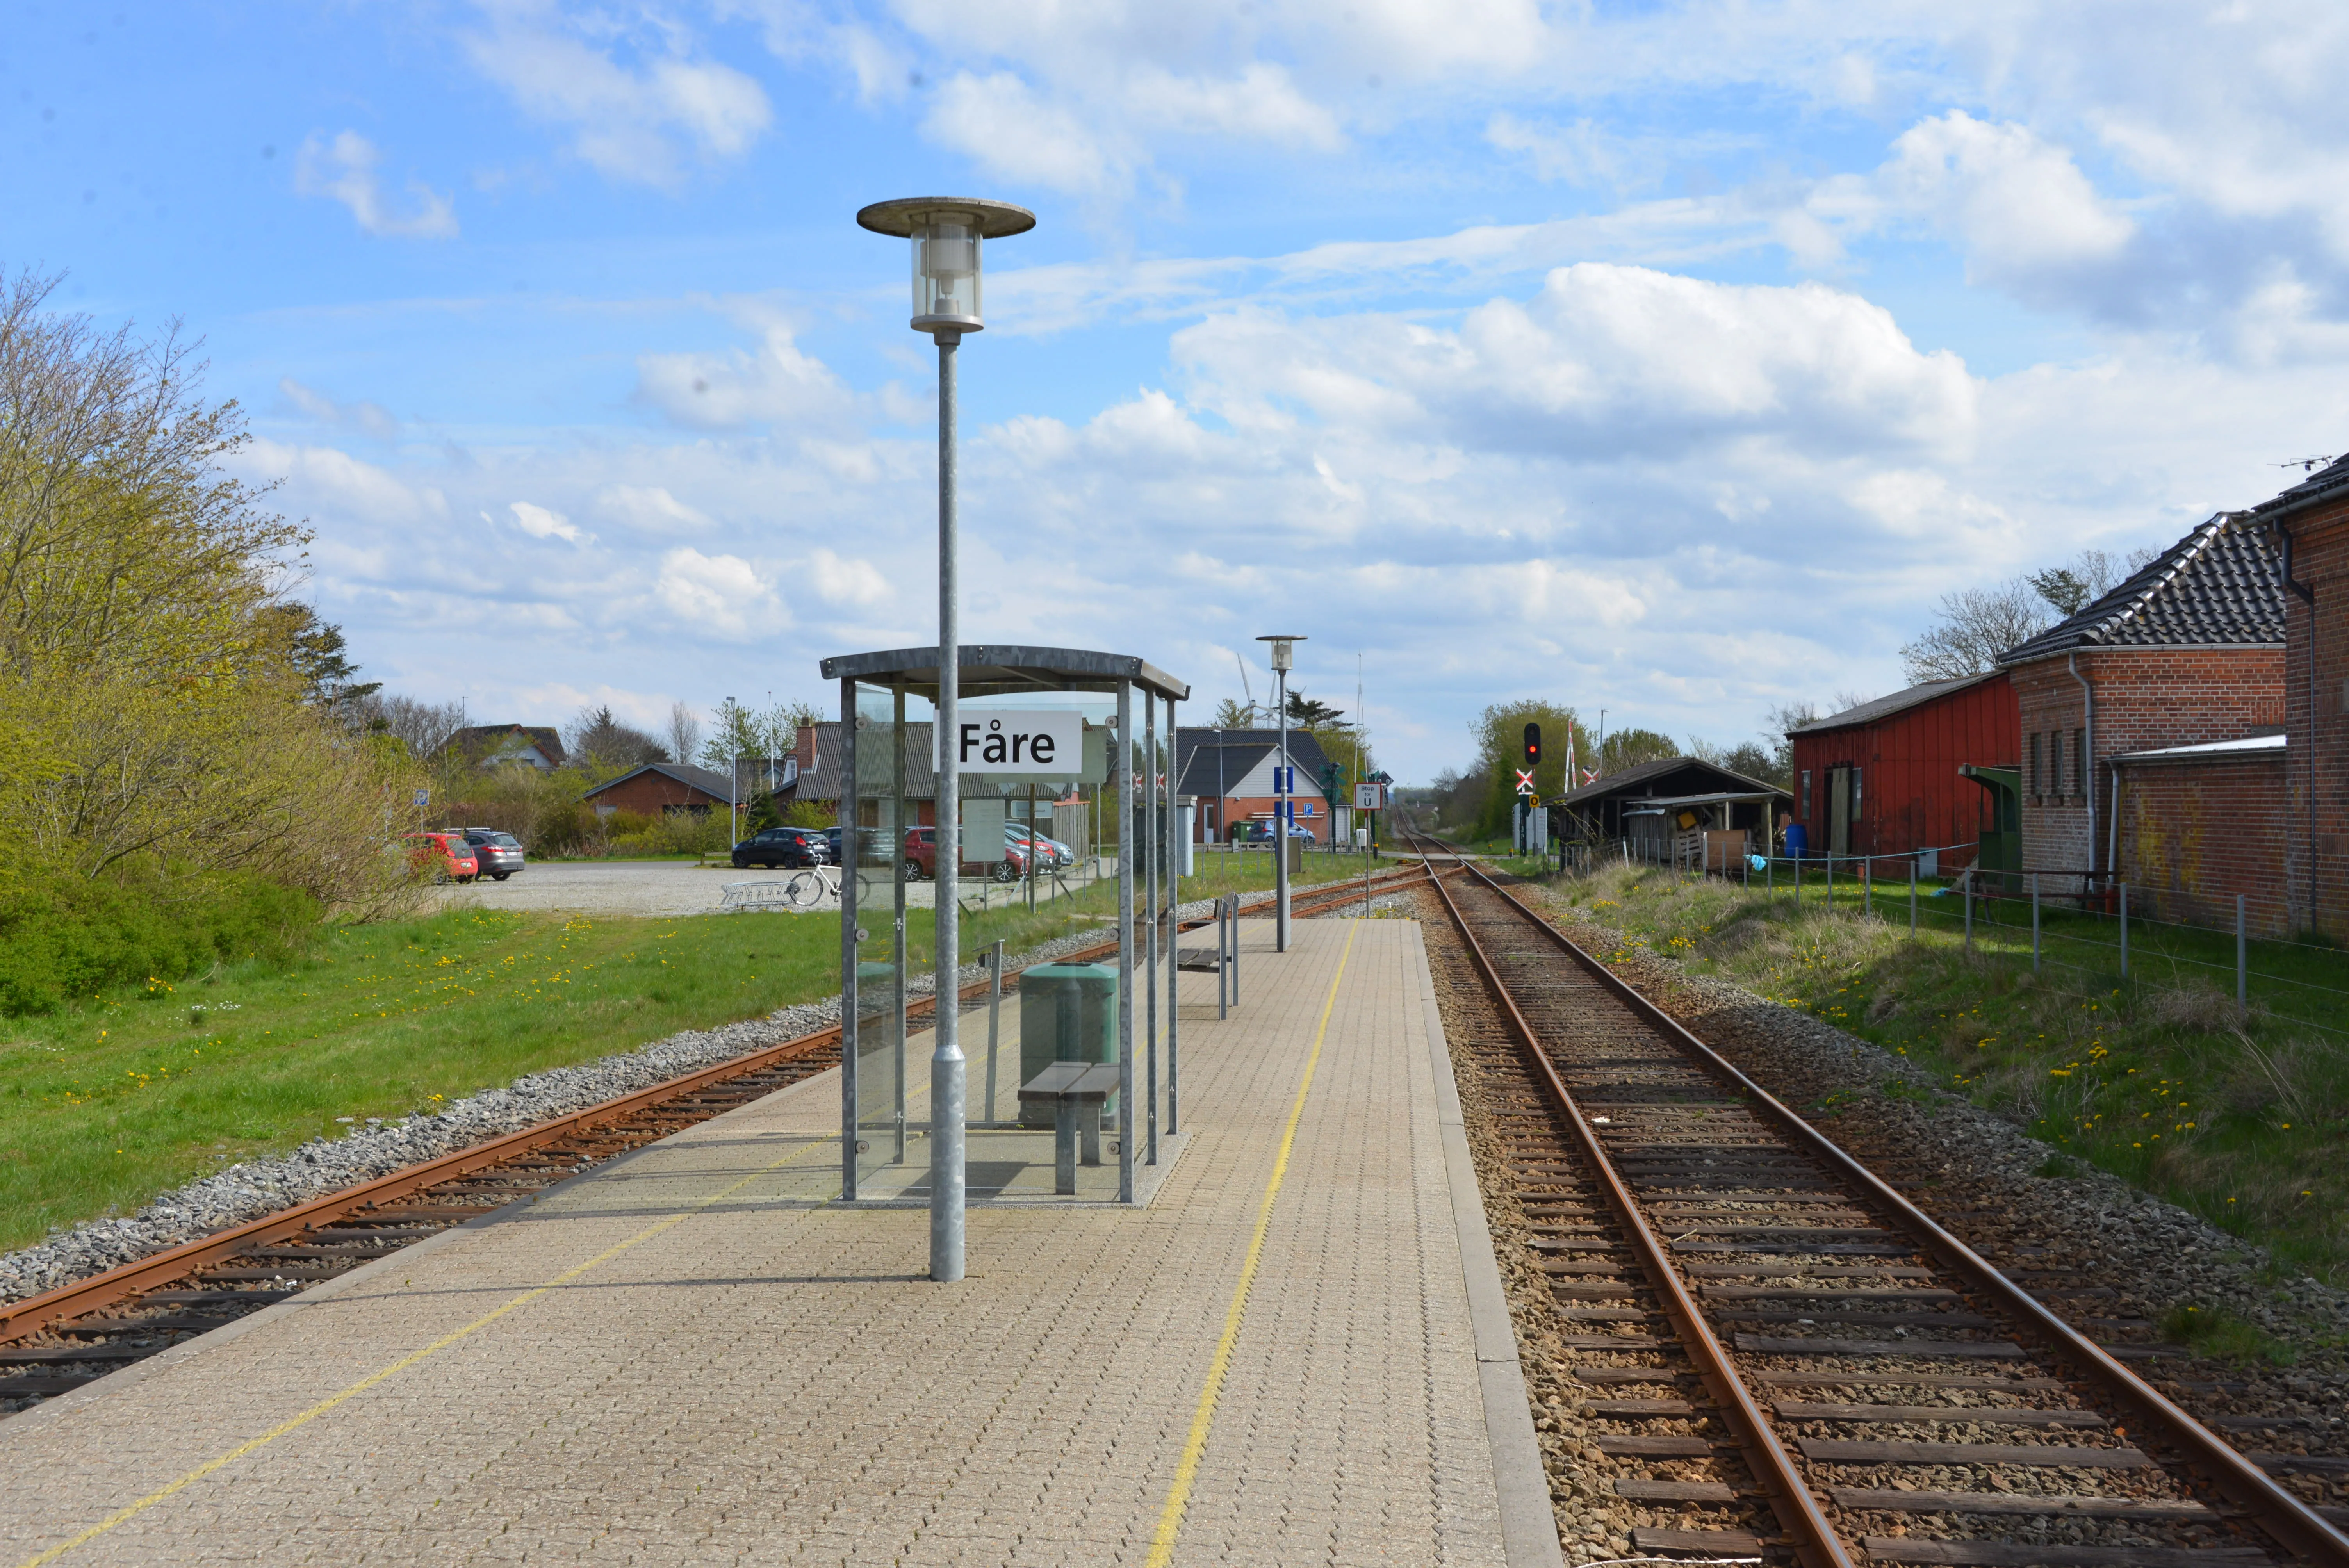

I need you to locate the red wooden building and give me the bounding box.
[1786,672,2018,865]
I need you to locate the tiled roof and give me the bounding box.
[1173,728,1334,797]
[1996,514,2282,665]
[1790,673,2001,735]
[2251,453,2349,521]
[580,762,736,800]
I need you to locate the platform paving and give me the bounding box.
[0,919,1549,1568]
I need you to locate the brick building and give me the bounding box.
[2107,735,2289,934]
[1994,513,2285,898]
[579,762,738,818]
[2251,454,2349,939]
[1174,728,1340,844]
[1786,672,2016,866]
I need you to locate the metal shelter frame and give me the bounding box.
[820,645,1191,1207]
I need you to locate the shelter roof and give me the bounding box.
[1791,672,2002,735]
[1620,790,1786,813]
[1997,514,2283,665]
[819,644,1188,703]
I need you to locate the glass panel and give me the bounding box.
[852,681,921,1188]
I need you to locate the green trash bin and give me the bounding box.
[1018,963,1116,1128]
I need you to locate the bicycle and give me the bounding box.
[784,864,843,909]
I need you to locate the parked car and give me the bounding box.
[460,827,526,881]
[732,826,830,870]
[1005,824,1071,869]
[903,825,1029,883]
[826,826,889,864]
[403,831,478,883]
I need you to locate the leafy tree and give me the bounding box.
[0,269,419,912]
[1900,549,2155,682]
[1598,727,1677,775]
[1209,697,1256,729]
[1464,699,1592,839]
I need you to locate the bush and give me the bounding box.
[0,866,323,1016]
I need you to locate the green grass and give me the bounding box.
[2159,1302,2296,1365]
[0,848,1349,1256]
[1509,860,2349,1289]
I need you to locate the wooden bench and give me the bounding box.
[1016,1062,1121,1193]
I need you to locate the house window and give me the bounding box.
[1800,769,1811,819]
[2029,733,2042,798]
[2073,728,2086,799]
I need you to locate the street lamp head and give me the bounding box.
[1255,633,1305,672]
[856,197,1037,338]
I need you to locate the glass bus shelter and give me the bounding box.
[817,643,1191,1205]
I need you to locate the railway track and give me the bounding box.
[1403,826,2349,1567]
[0,861,1427,1417]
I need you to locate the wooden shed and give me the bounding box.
[1787,673,2018,866]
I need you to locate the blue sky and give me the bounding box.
[11,0,2349,779]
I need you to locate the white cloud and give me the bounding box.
[279,378,399,439]
[653,547,786,639]
[1124,62,1343,150]
[465,1,772,188]
[506,501,584,543]
[636,321,855,429]
[292,132,457,239]
[924,72,1126,200]
[1818,112,2137,296]
[597,484,712,533]
[239,438,446,525]
[809,548,888,606]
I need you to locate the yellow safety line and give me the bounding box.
[18,1136,832,1568]
[1144,918,1361,1568]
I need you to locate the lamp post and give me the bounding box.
[858,195,1036,1285]
[1257,634,1305,951]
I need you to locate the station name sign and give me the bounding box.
[934,709,1084,774]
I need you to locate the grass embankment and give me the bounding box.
[1506,860,2349,1288]
[0,848,1354,1256]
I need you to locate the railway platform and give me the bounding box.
[0,918,1557,1568]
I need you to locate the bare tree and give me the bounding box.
[353,692,469,759]
[563,704,667,770]
[1898,582,2053,682]
[665,700,702,770]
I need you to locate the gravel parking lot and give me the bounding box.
[428,860,1125,918]
[430,861,767,918]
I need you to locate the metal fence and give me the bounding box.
[1568,836,2349,1043]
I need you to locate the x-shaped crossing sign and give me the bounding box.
[1514,768,1536,794]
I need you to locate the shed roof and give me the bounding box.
[1790,672,2001,735]
[579,761,736,802]
[444,723,568,766]
[1996,514,2283,665]
[1556,756,1788,809]
[818,644,1188,703]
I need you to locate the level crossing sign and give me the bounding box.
[1514,768,1536,795]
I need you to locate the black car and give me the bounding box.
[460,828,526,881]
[824,826,888,864]
[732,827,830,870]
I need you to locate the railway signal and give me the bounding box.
[1523,722,1540,770]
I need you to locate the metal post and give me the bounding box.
[984,938,1004,1124]
[1825,853,1833,912]
[1864,858,1871,918]
[1275,664,1291,950]
[1909,858,1918,934]
[1768,856,1773,896]
[2119,882,2129,977]
[892,686,908,1167]
[1165,697,1180,1144]
[2237,894,2248,1010]
[839,675,860,1201]
[1218,894,1230,1020]
[929,333,966,1282]
[1116,681,1135,1204]
[1964,877,1973,952]
[2031,873,2041,973]
[1144,691,1158,1167]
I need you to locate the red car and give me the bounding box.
[404,830,479,883]
[903,826,1028,883]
